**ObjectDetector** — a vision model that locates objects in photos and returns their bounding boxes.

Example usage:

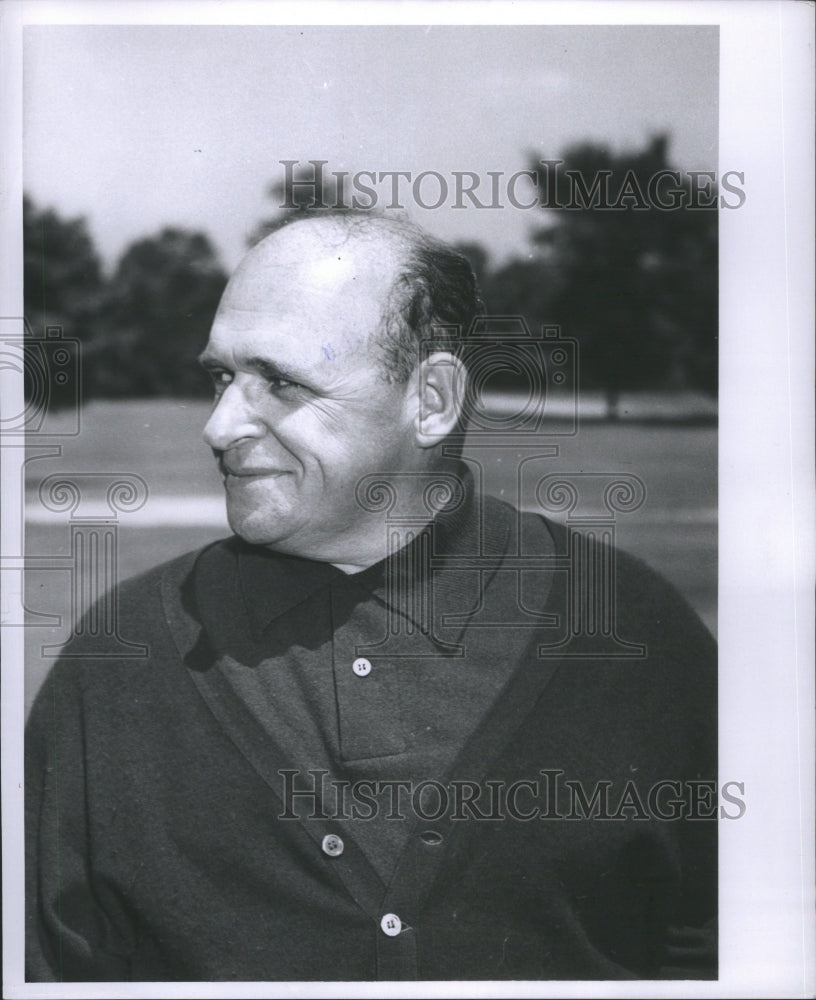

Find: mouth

[223,469,290,480]
[219,458,292,479]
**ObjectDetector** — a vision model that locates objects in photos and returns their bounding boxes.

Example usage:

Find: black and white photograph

[1,1,812,996]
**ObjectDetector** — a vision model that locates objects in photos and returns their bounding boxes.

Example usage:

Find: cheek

[273,397,413,472]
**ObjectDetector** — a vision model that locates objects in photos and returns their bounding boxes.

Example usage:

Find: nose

[202,380,265,451]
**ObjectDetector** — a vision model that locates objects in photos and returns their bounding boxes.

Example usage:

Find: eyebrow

[197,352,313,385]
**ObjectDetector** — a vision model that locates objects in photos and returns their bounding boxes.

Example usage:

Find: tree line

[24,134,717,410]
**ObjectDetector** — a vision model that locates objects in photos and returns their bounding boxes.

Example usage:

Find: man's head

[200,214,481,568]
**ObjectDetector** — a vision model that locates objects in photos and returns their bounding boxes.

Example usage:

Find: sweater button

[321,834,344,857]
[352,657,372,677]
[380,913,402,936]
[420,830,443,845]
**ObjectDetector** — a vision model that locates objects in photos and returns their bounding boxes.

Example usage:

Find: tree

[23,195,105,408]
[95,228,228,397]
[23,197,229,400]
[527,135,718,412]
[24,194,104,330]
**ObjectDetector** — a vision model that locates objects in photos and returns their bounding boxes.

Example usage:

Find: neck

[329,510,436,574]
[332,559,384,575]
[266,459,468,571]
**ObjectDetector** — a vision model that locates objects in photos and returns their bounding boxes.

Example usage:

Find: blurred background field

[23,397,715,714]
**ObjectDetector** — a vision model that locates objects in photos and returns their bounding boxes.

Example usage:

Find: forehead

[206,234,399,369]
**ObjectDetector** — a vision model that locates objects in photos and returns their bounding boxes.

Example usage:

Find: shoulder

[117,537,230,600]
[108,536,242,622]
[507,504,716,735]
[27,538,238,709]
[504,500,714,654]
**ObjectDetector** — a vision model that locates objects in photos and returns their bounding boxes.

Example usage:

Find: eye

[206,369,233,394]
[266,375,301,393]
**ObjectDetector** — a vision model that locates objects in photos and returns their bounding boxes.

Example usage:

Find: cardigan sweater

[25,498,717,982]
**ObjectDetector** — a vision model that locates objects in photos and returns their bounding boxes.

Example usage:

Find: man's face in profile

[199,226,424,564]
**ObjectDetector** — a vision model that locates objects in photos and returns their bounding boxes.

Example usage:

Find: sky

[23,24,718,272]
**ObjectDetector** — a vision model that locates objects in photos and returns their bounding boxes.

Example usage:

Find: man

[26,214,717,982]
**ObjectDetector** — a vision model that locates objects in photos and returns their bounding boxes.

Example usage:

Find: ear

[412,351,468,448]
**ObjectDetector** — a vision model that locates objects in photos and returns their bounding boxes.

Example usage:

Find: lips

[219,457,290,478]
[223,468,289,478]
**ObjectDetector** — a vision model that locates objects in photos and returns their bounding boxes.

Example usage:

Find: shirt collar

[238,464,512,638]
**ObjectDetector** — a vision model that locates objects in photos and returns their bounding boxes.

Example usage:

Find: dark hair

[379,228,484,383]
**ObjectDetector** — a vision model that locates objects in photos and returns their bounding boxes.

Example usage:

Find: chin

[223,477,301,545]
[226,504,295,547]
